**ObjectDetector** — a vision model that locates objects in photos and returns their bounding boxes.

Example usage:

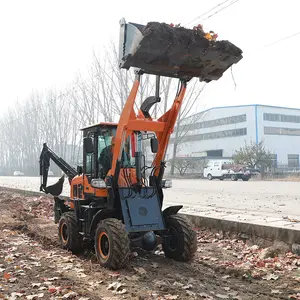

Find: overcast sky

[0,0,299,117]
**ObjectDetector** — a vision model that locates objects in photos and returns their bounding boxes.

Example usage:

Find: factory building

[167,104,300,167]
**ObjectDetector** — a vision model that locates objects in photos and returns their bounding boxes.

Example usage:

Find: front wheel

[95,218,130,270]
[162,215,197,262]
[207,174,213,180]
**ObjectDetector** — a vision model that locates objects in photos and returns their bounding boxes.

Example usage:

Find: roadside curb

[183,213,300,245]
[0,186,68,199]
[1,186,299,246]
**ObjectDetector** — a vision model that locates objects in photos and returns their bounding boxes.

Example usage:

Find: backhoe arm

[39,143,77,195]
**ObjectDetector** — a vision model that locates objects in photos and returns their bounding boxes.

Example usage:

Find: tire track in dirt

[0,188,298,299]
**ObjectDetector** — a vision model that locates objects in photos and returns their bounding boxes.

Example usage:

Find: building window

[264,126,300,136]
[264,113,300,123]
[170,128,247,143]
[207,150,223,157]
[178,114,247,132]
[288,154,299,168]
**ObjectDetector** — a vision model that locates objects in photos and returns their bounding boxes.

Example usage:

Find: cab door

[204,161,213,177]
[211,161,221,177]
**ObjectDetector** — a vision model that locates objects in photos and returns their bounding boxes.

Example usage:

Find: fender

[162,205,183,219]
[89,208,119,237]
[54,197,69,224]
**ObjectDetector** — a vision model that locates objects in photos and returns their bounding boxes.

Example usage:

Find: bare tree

[0,41,205,176]
[172,157,197,176]
[167,80,206,175]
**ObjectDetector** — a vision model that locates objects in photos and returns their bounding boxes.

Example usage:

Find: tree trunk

[260,165,265,180]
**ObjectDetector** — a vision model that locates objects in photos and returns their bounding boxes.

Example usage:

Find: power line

[256,31,300,51]
[229,29,300,89]
[202,0,240,21]
[247,30,300,56]
[184,0,232,26]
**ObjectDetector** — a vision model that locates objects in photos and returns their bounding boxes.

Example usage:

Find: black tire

[231,174,238,181]
[207,174,213,180]
[242,176,250,181]
[162,214,197,262]
[219,177,224,181]
[95,218,130,270]
[58,212,83,253]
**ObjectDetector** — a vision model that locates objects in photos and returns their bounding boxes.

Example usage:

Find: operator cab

[81,122,143,182]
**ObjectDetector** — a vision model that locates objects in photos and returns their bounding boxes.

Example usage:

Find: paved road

[164,179,300,229]
[1,176,300,229]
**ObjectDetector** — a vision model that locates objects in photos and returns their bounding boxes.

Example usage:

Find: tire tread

[163,214,197,262]
[95,218,130,270]
[58,211,83,253]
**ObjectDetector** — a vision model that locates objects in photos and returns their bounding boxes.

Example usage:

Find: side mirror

[77,165,83,175]
[150,137,158,153]
[83,137,94,153]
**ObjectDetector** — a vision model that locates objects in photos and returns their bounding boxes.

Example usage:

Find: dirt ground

[1,188,300,300]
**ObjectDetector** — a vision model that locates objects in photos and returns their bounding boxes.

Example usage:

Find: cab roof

[80,122,118,131]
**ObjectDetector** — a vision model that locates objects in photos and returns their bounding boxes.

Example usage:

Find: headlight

[161,179,172,188]
[91,179,106,189]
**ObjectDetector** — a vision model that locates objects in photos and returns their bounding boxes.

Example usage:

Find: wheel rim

[168,227,179,251]
[98,232,109,259]
[60,222,68,243]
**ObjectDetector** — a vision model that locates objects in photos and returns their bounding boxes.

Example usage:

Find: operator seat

[98,145,112,179]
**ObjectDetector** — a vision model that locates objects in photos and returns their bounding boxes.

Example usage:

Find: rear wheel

[95,218,130,270]
[162,215,197,262]
[58,212,83,253]
[242,176,250,181]
[207,174,213,180]
[231,174,238,181]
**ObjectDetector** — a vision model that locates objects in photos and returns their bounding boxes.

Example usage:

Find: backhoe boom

[39,143,77,196]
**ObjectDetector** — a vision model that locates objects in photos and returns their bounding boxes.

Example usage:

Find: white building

[167,104,300,167]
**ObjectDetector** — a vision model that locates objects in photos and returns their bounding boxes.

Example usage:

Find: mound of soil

[123,22,243,82]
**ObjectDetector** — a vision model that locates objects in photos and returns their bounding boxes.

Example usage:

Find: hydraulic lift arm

[108,19,243,189]
[39,143,78,196]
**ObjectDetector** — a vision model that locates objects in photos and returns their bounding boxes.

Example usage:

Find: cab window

[98,136,112,161]
[85,136,95,175]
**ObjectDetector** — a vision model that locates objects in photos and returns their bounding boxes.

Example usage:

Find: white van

[203,160,232,180]
[203,159,251,181]
[13,171,24,176]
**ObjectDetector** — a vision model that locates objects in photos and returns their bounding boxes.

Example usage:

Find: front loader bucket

[41,175,65,196]
[119,19,243,82]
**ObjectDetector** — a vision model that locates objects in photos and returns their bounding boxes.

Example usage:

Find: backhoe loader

[39,19,242,269]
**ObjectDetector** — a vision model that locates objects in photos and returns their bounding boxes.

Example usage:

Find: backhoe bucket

[119,19,243,82]
[41,175,65,196]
